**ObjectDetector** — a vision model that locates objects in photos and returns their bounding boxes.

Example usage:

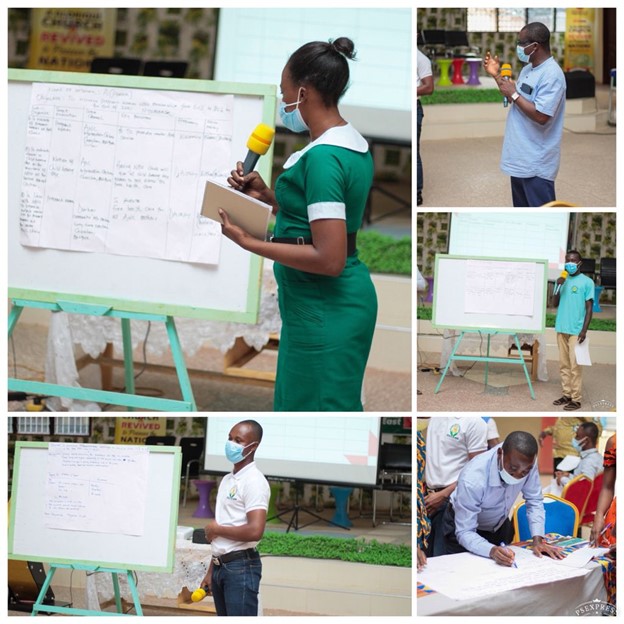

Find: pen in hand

[500,542,518,568]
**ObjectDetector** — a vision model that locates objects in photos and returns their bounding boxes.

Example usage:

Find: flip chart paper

[45,443,149,536]
[20,83,234,264]
[418,550,589,601]
[464,260,536,316]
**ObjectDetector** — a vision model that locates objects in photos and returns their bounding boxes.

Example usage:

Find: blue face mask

[516,42,537,63]
[279,88,309,133]
[225,440,255,464]
[572,437,586,452]
[565,262,579,275]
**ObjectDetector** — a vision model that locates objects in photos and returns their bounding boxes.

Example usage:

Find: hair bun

[330,37,356,60]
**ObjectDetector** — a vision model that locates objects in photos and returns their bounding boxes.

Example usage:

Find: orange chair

[580,472,604,526]
[561,474,593,520]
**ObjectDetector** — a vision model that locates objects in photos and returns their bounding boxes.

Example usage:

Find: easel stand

[8,299,196,411]
[32,563,142,616]
[267,483,350,533]
[434,329,536,399]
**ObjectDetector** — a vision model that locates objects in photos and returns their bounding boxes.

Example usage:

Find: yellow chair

[541,201,579,207]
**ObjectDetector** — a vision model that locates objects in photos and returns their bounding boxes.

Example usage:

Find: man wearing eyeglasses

[483,22,566,207]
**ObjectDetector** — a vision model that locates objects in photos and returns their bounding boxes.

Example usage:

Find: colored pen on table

[500,542,518,568]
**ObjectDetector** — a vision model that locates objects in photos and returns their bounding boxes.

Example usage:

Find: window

[467,8,567,33]
[54,417,90,436]
[498,8,526,33]
[467,8,496,32]
[16,417,51,435]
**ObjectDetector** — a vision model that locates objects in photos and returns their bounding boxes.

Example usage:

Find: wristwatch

[511,91,520,102]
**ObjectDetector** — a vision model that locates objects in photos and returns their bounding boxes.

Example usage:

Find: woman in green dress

[220,37,377,411]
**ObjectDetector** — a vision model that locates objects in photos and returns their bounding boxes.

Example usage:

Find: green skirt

[273,254,378,411]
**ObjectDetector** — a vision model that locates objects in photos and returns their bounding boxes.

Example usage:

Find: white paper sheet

[574,338,592,366]
[418,550,590,601]
[20,83,234,265]
[551,546,609,568]
[464,260,536,316]
[45,443,149,536]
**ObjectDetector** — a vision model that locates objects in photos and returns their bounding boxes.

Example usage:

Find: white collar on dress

[282,123,369,169]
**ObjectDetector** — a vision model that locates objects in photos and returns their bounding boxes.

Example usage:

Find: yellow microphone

[554,270,568,296]
[191,586,210,602]
[243,123,275,175]
[500,63,512,107]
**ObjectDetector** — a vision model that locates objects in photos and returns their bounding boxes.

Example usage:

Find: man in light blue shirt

[484,22,566,207]
[442,431,565,566]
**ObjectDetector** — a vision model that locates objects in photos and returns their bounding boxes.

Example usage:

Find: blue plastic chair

[512,494,579,542]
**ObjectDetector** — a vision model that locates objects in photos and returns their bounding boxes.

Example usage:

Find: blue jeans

[510,176,556,207]
[417,101,424,192]
[211,556,262,616]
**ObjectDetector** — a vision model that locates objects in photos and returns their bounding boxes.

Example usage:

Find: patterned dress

[417,430,430,551]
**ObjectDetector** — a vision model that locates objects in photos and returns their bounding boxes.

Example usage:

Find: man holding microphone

[484,22,566,207]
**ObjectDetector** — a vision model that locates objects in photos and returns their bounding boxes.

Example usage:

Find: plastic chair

[512,494,579,542]
[561,474,593,520]
[580,472,604,525]
[541,201,579,207]
[372,443,412,526]
[180,437,205,507]
[599,258,616,292]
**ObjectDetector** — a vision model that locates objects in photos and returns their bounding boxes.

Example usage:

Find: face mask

[572,437,587,452]
[499,452,524,485]
[279,88,309,133]
[225,440,255,464]
[564,262,579,275]
[517,42,537,63]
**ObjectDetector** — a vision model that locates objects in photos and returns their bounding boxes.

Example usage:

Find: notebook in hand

[201,181,272,241]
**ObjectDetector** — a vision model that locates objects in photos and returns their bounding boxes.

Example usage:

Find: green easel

[8,299,196,411]
[31,563,142,617]
[434,329,536,399]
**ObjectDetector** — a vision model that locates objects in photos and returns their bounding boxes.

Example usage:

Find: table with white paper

[417,546,608,616]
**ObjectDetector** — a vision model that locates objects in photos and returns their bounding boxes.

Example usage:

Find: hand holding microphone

[553,269,568,295]
[242,123,275,175]
[501,63,512,107]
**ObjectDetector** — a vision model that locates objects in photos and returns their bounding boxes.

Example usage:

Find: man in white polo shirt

[201,420,270,616]
[424,417,488,556]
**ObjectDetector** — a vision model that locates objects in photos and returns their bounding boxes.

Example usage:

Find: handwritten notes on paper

[20,83,234,264]
[465,260,537,316]
[44,443,149,536]
[417,550,589,601]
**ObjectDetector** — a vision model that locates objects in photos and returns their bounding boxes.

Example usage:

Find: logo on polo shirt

[227,485,238,500]
[571,285,578,293]
[448,423,460,439]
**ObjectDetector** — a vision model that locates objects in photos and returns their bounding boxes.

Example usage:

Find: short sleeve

[302,147,346,222]
[464,419,488,454]
[585,278,595,301]
[243,474,271,513]
[534,73,566,117]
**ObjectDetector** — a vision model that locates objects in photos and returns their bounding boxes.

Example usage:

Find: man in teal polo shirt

[552,250,594,411]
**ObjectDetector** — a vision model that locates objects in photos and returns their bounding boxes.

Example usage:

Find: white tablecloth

[45,267,280,410]
[86,539,212,611]
[418,560,606,616]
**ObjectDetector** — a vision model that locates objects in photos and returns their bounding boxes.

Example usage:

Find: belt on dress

[270,232,357,256]
[212,547,259,566]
